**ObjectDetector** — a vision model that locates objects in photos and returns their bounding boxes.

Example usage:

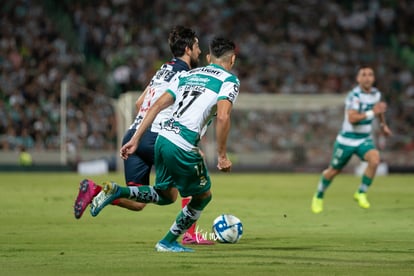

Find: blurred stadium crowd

[0,0,413,167]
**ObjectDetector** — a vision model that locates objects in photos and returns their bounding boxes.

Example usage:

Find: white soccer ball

[212,214,243,243]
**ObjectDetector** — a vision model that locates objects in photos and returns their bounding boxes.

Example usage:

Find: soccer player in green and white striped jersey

[311,66,392,214]
[91,37,239,252]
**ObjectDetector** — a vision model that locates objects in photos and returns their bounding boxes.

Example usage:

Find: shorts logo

[199,176,207,186]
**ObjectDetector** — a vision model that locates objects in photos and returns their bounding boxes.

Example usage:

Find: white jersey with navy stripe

[129,58,190,132]
[159,63,240,151]
[336,85,382,147]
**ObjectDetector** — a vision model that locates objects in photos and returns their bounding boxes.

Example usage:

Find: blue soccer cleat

[90,182,120,217]
[155,240,194,253]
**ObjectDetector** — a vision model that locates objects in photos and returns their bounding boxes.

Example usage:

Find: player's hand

[373,102,387,115]
[217,156,232,172]
[199,149,205,159]
[381,124,393,137]
[120,141,138,160]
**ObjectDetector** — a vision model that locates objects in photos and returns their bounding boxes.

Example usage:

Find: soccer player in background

[90,36,239,252]
[311,66,393,214]
[74,26,212,244]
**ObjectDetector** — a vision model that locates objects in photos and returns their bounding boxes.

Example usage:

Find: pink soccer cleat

[182,232,215,245]
[74,179,102,219]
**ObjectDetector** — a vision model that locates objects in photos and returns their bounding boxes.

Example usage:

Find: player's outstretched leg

[90,182,121,217]
[181,197,214,245]
[311,175,332,214]
[74,179,102,219]
[156,193,212,253]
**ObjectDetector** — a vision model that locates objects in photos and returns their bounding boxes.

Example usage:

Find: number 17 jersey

[160,63,240,151]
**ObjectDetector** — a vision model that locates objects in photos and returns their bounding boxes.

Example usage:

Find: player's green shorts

[154,135,211,197]
[329,139,376,170]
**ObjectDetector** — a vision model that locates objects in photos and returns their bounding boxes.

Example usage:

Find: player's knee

[156,187,178,205]
[323,167,340,179]
[368,157,381,168]
[366,151,381,167]
[170,188,179,202]
[189,192,212,211]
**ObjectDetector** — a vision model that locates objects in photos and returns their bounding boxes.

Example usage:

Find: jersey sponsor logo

[186,76,210,84]
[163,118,180,134]
[191,67,222,76]
[228,84,239,102]
[233,84,239,93]
[183,84,206,93]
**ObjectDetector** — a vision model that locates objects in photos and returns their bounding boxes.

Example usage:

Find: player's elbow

[216,113,230,124]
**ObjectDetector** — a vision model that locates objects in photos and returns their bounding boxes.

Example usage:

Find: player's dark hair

[356,65,374,74]
[168,26,198,57]
[209,37,236,58]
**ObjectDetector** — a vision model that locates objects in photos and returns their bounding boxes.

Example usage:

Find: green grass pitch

[1,172,413,275]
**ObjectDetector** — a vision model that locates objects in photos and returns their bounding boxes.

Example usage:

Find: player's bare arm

[379,113,393,136]
[215,99,232,172]
[347,101,387,124]
[135,86,150,110]
[120,92,174,159]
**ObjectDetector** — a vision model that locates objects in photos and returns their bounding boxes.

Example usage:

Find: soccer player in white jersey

[90,37,239,252]
[74,26,211,244]
[311,66,392,213]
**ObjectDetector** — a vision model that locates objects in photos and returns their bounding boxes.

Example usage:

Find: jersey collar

[169,58,191,71]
